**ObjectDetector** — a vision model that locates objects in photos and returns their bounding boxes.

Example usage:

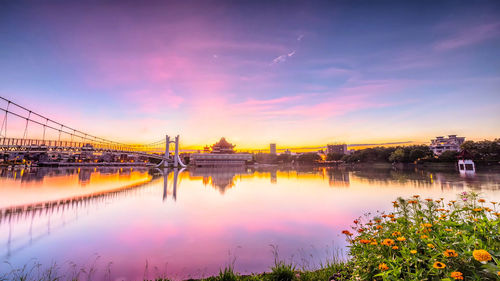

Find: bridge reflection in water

[0,167,186,259]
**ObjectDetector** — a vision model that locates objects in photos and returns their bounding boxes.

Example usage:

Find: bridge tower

[159,134,186,168]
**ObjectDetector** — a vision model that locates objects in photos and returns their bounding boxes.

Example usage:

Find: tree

[297,153,321,164]
[408,149,428,162]
[326,153,344,161]
[389,148,405,163]
[438,150,458,162]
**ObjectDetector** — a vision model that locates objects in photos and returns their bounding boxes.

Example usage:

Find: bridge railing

[0,137,142,153]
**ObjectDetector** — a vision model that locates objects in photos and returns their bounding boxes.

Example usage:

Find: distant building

[190,153,252,167]
[270,143,277,155]
[429,135,465,155]
[326,144,348,155]
[190,137,251,166]
[211,137,235,154]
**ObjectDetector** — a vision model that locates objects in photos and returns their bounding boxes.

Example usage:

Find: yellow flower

[397,236,406,242]
[472,249,492,262]
[410,250,417,254]
[421,235,428,239]
[428,244,435,249]
[378,263,389,271]
[433,261,446,269]
[370,241,378,245]
[444,228,453,232]
[450,271,463,280]
[392,246,399,250]
[443,249,458,257]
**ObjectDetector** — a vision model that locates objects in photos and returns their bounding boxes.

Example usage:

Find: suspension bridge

[0,96,186,168]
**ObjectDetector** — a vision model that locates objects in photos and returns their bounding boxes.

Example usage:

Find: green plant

[266,246,296,281]
[342,192,500,280]
[216,266,239,281]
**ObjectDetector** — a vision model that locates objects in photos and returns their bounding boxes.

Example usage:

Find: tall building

[429,135,465,155]
[270,143,277,155]
[326,144,348,155]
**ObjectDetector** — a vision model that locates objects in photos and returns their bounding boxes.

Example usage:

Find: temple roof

[212,137,235,148]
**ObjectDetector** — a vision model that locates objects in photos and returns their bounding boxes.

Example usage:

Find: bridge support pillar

[174,135,179,168]
[165,135,170,166]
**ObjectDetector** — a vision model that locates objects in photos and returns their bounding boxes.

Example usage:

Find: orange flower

[428,244,435,249]
[413,195,420,198]
[359,239,371,244]
[444,228,453,232]
[391,218,396,222]
[425,198,433,202]
[472,249,492,262]
[450,271,463,280]
[443,249,458,257]
[478,199,485,203]
[382,239,395,246]
[376,225,383,229]
[397,237,406,242]
[433,261,446,269]
[378,263,389,271]
[391,231,401,237]
[392,246,398,250]
[421,235,428,239]
[410,250,417,254]
[370,241,378,245]
[422,223,433,228]
[473,208,483,212]
[341,230,353,236]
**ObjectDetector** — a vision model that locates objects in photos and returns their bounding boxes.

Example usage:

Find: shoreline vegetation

[253,139,500,166]
[2,193,498,281]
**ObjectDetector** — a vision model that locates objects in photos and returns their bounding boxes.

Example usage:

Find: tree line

[253,139,500,164]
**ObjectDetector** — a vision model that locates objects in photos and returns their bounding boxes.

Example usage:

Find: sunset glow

[1,1,499,149]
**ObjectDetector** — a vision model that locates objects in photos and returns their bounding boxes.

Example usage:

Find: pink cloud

[434,21,500,51]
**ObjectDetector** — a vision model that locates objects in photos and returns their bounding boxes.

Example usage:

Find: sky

[0,1,499,150]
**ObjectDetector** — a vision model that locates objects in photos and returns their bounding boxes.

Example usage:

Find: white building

[326,144,348,155]
[429,135,465,155]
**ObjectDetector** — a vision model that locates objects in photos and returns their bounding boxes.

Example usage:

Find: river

[0,165,499,280]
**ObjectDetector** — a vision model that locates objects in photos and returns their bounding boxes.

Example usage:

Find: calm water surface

[1,166,499,280]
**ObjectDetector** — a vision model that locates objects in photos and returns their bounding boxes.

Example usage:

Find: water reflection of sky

[0,166,499,280]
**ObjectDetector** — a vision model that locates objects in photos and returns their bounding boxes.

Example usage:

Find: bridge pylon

[157,134,186,168]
